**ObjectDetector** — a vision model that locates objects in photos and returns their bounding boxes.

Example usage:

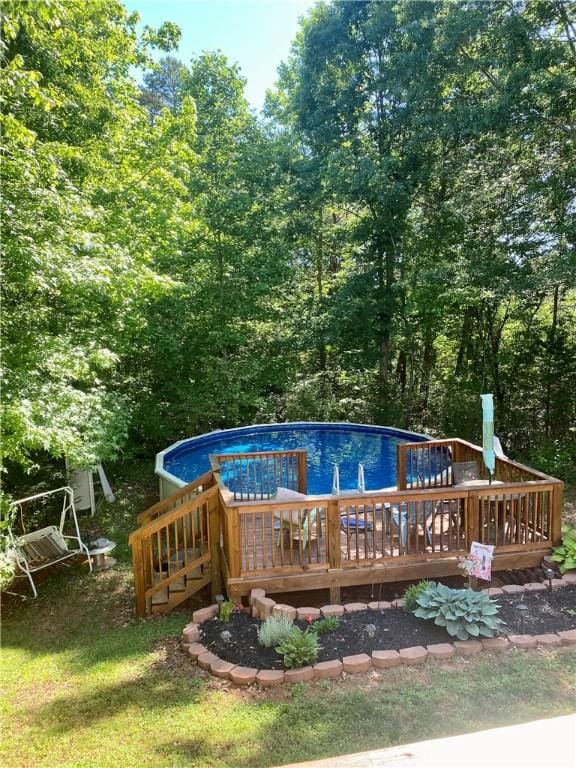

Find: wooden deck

[129,437,563,615]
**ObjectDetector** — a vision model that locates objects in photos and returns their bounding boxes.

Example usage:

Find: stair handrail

[129,484,218,545]
[136,470,214,525]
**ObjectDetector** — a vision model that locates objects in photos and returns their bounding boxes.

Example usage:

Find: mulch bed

[200,585,576,670]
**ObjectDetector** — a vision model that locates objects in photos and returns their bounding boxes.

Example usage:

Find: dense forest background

[2,0,575,498]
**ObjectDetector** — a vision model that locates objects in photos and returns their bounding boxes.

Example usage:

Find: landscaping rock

[368,601,392,611]
[481,637,510,653]
[256,670,285,687]
[391,599,406,609]
[557,629,576,646]
[508,634,538,649]
[561,572,576,584]
[501,585,525,595]
[342,654,372,673]
[453,640,483,656]
[320,604,345,618]
[372,650,401,669]
[296,607,321,621]
[250,588,266,607]
[399,646,428,665]
[187,643,208,662]
[313,660,343,679]
[197,651,220,671]
[343,602,367,613]
[182,623,200,644]
[523,582,547,593]
[534,633,562,648]
[284,666,314,683]
[482,588,504,596]
[255,597,276,618]
[427,643,455,660]
[229,666,258,685]
[210,658,236,679]
[273,604,297,621]
[192,605,218,624]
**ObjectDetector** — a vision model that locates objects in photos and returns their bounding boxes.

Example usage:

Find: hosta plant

[276,627,320,668]
[551,527,576,574]
[414,583,502,641]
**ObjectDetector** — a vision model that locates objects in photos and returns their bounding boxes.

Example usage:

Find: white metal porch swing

[7,486,93,598]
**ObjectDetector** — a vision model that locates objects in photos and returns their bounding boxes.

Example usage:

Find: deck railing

[129,484,220,616]
[137,470,215,526]
[396,438,549,490]
[210,449,307,501]
[220,477,561,583]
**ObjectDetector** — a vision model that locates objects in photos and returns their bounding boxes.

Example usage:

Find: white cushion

[272,486,307,501]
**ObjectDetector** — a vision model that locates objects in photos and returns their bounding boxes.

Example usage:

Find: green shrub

[311,616,340,634]
[403,580,432,612]
[218,600,234,622]
[276,627,320,668]
[525,438,576,485]
[414,583,502,641]
[551,526,576,573]
[257,614,294,648]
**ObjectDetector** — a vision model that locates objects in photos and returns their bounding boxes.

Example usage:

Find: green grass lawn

[2,467,576,768]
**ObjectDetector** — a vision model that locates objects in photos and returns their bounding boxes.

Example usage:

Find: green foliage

[551,527,576,574]
[257,614,294,648]
[525,438,576,485]
[414,583,502,641]
[218,600,234,622]
[403,580,432,613]
[2,0,575,506]
[311,616,340,635]
[275,627,320,669]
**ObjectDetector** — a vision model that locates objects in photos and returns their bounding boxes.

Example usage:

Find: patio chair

[272,487,320,549]
[275,507,320,549]
[340,509,374,558]
[8,486,93,598]
[390,502,433,550]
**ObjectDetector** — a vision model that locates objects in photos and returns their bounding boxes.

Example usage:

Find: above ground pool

[157,422,429,497]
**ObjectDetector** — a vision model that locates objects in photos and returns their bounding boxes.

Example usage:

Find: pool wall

[155,422,430,500]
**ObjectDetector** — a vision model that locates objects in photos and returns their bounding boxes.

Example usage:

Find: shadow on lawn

[149,651,576,768]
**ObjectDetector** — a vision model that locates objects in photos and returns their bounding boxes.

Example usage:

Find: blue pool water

[161,423,428,495]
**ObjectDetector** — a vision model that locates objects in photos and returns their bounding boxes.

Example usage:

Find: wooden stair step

[151,586,169,605]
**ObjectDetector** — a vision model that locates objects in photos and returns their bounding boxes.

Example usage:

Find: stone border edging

[182,572,576,687]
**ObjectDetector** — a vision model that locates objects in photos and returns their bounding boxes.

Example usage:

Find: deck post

[297,451,308,495]
[397,444,407,490]
[227,505,242,579]
[131,536,146,618]
[209,490,223,599]
[327,498,342,572]
[466,492,479,548]
[551,481,564,546]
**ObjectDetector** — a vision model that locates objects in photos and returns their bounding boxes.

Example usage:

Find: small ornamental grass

[311,616,340,634]
[403,580,431,612]
[276,627,320,668]
[257,614,294,648]
[414,582,502,641]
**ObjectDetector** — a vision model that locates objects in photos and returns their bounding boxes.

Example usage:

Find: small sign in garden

[465,542,495,581]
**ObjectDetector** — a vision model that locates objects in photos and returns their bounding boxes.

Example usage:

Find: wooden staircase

[129,473,222,617]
